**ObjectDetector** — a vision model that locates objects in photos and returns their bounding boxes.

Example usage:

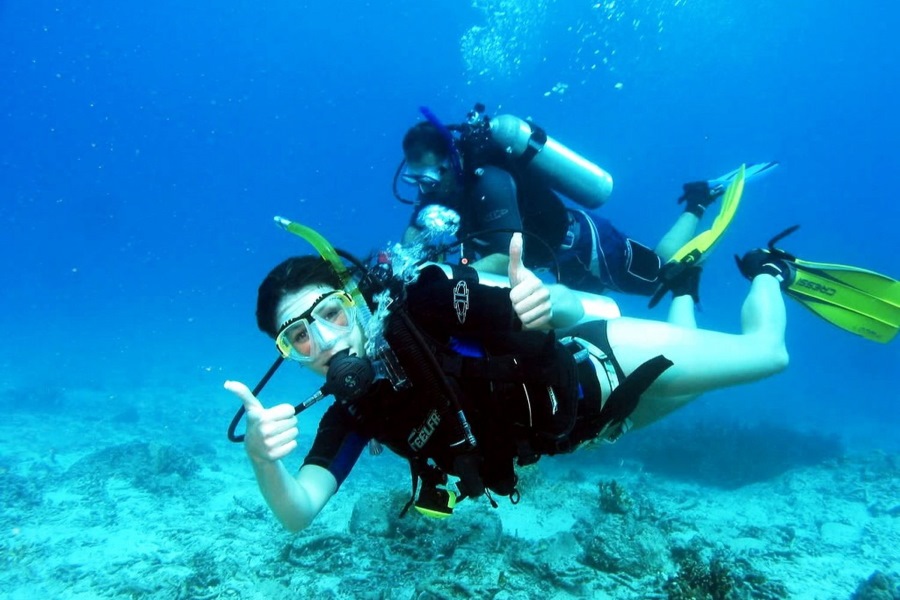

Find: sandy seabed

[2,386,899,600]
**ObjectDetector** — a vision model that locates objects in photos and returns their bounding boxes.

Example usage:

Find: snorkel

[418,106,464,184]
[274,217,371,311]
[227,217,404,443]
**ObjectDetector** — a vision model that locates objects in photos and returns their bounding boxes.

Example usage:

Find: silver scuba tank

[488,114,613,209]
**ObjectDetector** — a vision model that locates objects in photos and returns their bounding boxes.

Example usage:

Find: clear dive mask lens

[400,172,440,185]
[400,164,447,192]
[275,290,357,362]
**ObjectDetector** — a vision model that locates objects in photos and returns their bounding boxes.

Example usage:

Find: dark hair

[402,122,451,163]
[256,256,344,338]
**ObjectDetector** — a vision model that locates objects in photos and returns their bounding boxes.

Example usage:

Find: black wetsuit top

[409,161,662,296]
[302,265,585,491]
[410,165,569,269]
[301,266,672,492]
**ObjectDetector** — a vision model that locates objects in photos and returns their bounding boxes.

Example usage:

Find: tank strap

[551,321,674,449]
[560,335,619,405]
[599,354,673,441]
[518,124,548,167]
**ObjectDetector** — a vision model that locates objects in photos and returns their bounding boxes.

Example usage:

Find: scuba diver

[394,103,779,303]
[225,176,896,532]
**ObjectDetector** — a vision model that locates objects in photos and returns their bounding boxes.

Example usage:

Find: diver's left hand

[508,232,552,330]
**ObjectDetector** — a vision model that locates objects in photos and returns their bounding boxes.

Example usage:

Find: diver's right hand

[225,380,299,464]
[508,232,553,330]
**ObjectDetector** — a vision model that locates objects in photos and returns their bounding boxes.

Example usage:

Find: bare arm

[546,283,585,328]
[469,253,509,275]
[225,381,337,532]
[249,461,337,532]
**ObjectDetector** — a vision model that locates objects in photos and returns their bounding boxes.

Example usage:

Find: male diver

[395,104,778,304]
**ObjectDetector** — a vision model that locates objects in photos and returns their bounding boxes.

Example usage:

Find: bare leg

[606,275,789,429]
[667,294,697,329]
[655,212,700,262]
[656,294,701,414]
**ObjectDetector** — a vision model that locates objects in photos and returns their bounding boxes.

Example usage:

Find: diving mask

[275,290,357,362]
[401,163,448,193]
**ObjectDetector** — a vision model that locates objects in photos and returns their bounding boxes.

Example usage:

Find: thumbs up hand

[225,380,299,463]
[507,233,553,330]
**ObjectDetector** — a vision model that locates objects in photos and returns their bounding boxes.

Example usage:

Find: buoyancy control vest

[349,263,671,516]
[346,320,583,503]
[346,263,588,510]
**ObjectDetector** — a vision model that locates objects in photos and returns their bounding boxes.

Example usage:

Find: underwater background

[2,1,899,598]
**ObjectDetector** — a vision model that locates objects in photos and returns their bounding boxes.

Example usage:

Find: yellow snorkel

[274,216,369,311]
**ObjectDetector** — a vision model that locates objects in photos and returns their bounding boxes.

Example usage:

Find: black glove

[734,249,794,287]
[668,264,702,303]
[678,181,722,217]
[648,263,702,309]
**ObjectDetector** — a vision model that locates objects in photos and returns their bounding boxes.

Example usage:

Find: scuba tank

[487,113,613,209]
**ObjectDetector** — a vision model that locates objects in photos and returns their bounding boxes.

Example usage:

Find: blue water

[2,1,898,448]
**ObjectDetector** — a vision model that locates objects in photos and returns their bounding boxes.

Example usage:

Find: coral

[278,494,512,596]
[664,546,787,599]
[851,571,900,600]
[180,548,243,600]
[509,536,596,597]
[609,421,844,489]
[665,548,735,599]
[65,441,201,495]
[280,533,357,572]
[349,490,503,560]
[153,444,200,479]
[598,479,634,514]
[573,516,668,579]
[0,469,43,514]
